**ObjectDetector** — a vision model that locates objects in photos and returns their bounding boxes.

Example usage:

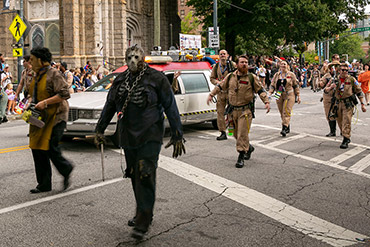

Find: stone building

[0,0,180,76]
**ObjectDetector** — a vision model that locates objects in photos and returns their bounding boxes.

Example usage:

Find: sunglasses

[341,69,348,72]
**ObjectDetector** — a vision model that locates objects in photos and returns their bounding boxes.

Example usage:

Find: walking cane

[100,143,105,181]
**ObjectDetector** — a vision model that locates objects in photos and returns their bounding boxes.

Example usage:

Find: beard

[238,66,248,74]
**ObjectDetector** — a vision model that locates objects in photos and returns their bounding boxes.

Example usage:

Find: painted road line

[253,124,370,150]
[158,155,368,247]
[324,146,365,167]
[0,178,122,216]
[0,150,367,246]
[348,154,370,173]
[0,145,29,154]
[197,129,370,180]
[267,133,307,147]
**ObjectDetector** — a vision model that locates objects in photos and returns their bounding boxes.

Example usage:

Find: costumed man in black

[94,45,185,240]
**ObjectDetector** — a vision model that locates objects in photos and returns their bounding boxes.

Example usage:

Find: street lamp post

[213,0,218,54]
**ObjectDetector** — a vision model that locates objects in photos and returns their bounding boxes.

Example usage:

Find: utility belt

[224,99,256,118]
[328,95,357,119]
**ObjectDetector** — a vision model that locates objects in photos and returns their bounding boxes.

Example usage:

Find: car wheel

[211,119,218,130]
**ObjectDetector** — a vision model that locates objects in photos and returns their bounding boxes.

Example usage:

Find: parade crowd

[0,46,368,241]
[0,53,110,124]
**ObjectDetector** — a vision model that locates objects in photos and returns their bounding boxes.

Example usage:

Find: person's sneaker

[131,229,146,240]
[7,111,11,115]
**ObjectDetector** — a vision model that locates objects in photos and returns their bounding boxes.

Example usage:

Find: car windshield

[86,73,118,92]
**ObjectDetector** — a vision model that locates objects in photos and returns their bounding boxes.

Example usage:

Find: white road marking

[267,133,307,147]
[0,147,367,246]
[158,155,368,247]
[197,129,370,180]
[348,154,370,173]
[0,178,122,216]
[324,147,365,167]
[252,124,370,150]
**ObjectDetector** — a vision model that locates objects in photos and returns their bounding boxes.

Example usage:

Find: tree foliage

[186,0,370,57]
[181,11,201,35]
[330,33,365,61]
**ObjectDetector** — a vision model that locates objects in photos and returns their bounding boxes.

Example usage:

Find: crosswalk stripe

[158,155,368,247]
[196,129,370,180]
[267,133,307,147]
[324,146,365,167]
[348,154,370,173]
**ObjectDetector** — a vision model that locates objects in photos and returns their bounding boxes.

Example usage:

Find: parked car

[63,57,218,142]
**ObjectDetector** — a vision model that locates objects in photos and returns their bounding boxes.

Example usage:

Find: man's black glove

[94,132,106,149]
[165,138,186,158]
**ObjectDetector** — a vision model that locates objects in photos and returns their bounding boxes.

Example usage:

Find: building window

[46,24,60,54]
[180,10,185,18]
[32,26,44,48]
[180,0,185,6]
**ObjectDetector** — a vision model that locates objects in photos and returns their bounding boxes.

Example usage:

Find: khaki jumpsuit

[210,71,269,152]
[270,71,300,127]
[320,73,335,121]
[330,75,363,139]
[311,69,320,91]
[210,62,235,132]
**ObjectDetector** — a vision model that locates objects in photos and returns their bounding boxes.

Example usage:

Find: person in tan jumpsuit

[269,61,301,136]
[327,63,367,149]
[319,59,340,137]
[210,50,236,140]
[310,64,321,92]
[207,55,270,168]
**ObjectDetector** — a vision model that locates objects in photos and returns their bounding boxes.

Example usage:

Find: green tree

[181,11,201,35]
[186,0,370,57]
[330,33,365,61]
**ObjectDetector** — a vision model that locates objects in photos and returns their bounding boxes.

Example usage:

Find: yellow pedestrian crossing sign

[9,14,27,42]
[13,48,23,57]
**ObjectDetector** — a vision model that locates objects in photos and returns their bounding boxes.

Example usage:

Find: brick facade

[0,0,180,76]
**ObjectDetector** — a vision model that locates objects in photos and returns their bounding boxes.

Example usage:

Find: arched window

[45,24,60,54]
[31,26,44,49]
[126,16,141,47]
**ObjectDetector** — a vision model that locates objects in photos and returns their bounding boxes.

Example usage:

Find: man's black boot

[244,145,254,160]
[326,120,336,137]
[216,131,227,141]
[340,137,350,149]
[280,125,287,137]
[286,125,290,134]
[235,151,245,168]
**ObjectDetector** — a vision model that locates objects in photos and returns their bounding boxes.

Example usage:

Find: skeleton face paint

[126,46,145,74]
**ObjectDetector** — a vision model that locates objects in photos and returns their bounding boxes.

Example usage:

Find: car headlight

[78,110,93,119]
[93,110,102,119]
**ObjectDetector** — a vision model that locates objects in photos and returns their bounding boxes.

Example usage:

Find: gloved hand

[94,132,106,149]
[165,138,186,158]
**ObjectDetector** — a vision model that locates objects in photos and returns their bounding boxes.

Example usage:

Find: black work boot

[280,125,288,137]
[216,131,227,141]
[340,137,350,149]
[244,145,255,160]
[326,120,336,137]
[286,125,290,134]
[235,151,245,168]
